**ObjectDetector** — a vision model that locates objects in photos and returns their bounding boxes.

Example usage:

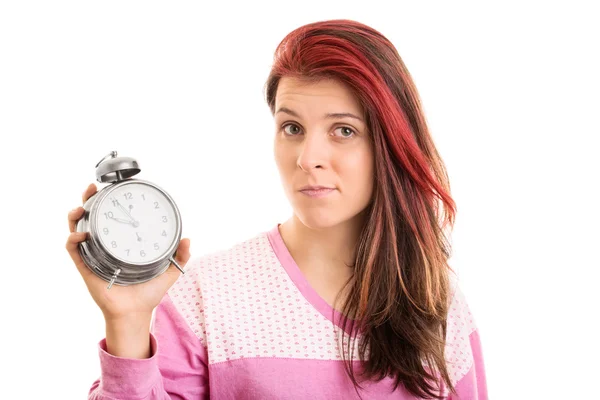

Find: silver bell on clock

[76,151,184,289]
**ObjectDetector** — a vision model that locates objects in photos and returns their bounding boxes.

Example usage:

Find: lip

[299,185,335,191]
[299,186,336,198]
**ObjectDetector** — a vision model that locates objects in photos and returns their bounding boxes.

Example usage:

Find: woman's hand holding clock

[65,183,191,358]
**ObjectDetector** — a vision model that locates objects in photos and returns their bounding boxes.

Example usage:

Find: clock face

[94,182,179,264]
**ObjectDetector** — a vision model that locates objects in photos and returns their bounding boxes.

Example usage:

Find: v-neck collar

[266,224,359,337]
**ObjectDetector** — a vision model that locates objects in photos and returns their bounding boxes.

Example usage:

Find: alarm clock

[76,151,184,289]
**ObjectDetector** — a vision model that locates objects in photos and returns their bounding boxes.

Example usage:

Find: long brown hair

[264,19,458,399]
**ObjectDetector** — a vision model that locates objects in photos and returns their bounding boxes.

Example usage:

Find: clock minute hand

[117,201,138,223]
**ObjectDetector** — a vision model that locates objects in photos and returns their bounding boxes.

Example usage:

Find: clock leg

[107,268,122,289]
[169,257,185,274]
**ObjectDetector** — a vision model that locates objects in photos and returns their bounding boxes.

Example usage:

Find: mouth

[299,186,336,198]
[299,185,335,191]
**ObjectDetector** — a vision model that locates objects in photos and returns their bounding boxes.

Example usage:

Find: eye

[334,126,356,139]
[281,123,357,139]
[282,123,302,135]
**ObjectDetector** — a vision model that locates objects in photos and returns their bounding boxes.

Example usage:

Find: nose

[297,132,328,171]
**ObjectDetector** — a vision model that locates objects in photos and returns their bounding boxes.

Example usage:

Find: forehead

[275,76,363,114]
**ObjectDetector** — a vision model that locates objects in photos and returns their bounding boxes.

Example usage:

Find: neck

[278,213,365,273]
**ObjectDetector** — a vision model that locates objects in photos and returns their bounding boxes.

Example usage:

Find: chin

[294,209,341,231]
[294,205,363,231]
[293,203,371,232]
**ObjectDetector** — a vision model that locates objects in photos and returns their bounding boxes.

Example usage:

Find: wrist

[104,311,153,325]
[104,313,153,359]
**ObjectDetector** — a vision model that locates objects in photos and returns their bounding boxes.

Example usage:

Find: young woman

[66,19,487,399]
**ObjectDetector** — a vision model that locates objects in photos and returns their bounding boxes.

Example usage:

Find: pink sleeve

[87,293,209,399]
[448,328,488,399]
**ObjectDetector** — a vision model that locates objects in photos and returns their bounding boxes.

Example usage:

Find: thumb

[163,238,191,284]
[174,238,191,267]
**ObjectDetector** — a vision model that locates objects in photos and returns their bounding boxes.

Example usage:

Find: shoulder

[171,227,275,287]
[444,272,481,388]
[447,273,478,334]
[165,227,275,319]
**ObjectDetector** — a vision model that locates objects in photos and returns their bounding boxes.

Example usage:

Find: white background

[1,1,598,398]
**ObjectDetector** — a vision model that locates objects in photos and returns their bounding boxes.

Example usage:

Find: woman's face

[273,76,374,230]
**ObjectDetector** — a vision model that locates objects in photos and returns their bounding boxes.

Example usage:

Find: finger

[174,238,191,266]
[82,183,97,204]
[65,231,94,279]
[163,238,191,284]
[68,207,85,233]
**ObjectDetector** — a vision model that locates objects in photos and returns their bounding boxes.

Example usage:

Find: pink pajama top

[88,224,488,399]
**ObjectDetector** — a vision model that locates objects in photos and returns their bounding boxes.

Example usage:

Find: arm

[87,293,209,399]
[448,328,488,399]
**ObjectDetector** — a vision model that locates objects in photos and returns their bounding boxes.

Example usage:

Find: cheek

[273,139,285,167]
[273,141,295,181]
[339,151,374,191]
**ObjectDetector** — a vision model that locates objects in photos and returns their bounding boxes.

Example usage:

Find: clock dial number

[98,183,178,264]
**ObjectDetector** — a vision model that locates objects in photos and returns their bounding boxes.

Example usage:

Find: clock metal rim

[79,235,173,286]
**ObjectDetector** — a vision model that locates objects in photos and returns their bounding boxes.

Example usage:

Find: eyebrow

[276,107,364,122]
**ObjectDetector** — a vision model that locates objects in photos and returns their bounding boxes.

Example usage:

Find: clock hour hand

[108,215,136,226]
